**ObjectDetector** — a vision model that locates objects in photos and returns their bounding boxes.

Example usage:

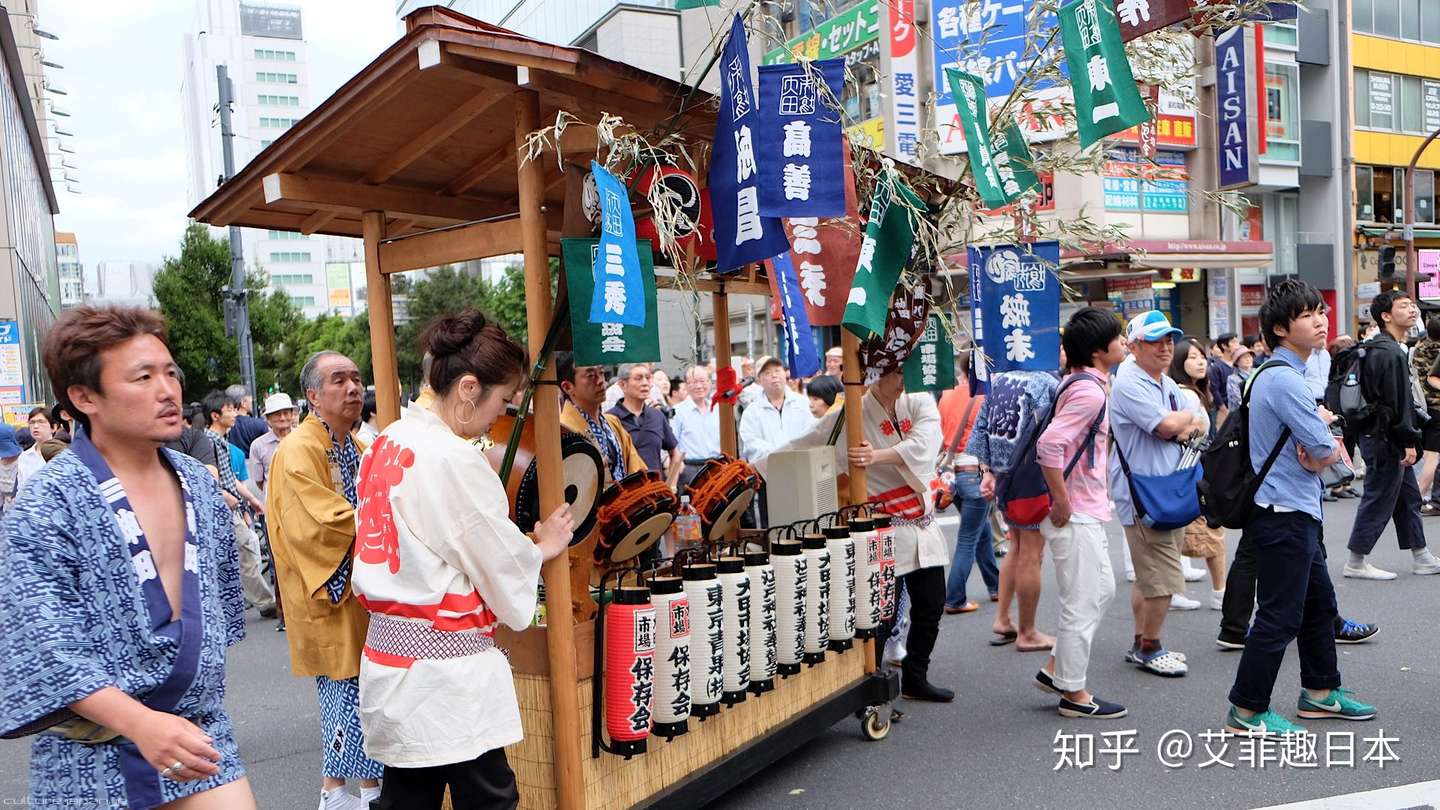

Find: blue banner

[1214,26,1258,190]
[969,255,988,394]
[772,252,821,378]
[588,161,647,327]
[969,241,1061,375]
[709,14,790,273]
[756,58,847,218]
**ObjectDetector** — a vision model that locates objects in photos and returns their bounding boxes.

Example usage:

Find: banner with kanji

[709,14,790,273]
[944,68,1007,208]
[842,163,924,340]
[766,148,862,326]
[588,161,646,327]
[563,238,660,365]
[988,120,1042,210]
[1111,0,1192,41]
[756,58,847,218]
[968,241,1061,375]
[1059,0,1151,148]
[902,315,956,392]
[768,252,822,378]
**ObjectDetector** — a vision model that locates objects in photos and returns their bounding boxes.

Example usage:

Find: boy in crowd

[1224,279,1376,735]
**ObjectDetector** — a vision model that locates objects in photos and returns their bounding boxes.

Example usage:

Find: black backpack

[1198,360,1293,529]
[1324,342,1375,429]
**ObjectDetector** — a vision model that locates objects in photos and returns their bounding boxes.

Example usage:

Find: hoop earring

[457,396,478,427]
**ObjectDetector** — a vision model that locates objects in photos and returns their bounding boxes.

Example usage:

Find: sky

[41,0,398,268]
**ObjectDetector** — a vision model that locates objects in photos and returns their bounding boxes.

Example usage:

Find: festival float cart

[189,7,957,807]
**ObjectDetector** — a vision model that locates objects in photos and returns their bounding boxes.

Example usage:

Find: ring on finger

[165,761,185,777]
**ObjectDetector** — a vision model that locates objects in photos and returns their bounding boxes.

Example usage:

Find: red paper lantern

[603,586,656,756]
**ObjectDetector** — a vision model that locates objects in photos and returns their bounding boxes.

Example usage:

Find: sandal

[988,630,1018,646]
[1135,648,1188,677]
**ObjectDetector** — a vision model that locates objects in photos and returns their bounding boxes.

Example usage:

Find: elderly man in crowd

[673,364,723,493]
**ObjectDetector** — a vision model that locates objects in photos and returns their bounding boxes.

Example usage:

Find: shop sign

[887,0,921,163]
[763,1,881,64]
[1215,25,1259,190]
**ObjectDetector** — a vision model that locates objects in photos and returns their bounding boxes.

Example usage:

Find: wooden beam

[516,88,585,810]
[714,287,736,458]
[298,210,336,235]
[377,217,524,274]
[442,140,514,196]
[364,88,513,184]
[363,212,402,428]
[517,68,666,132]
[387,218,417,236]
[444,40,579,76]
[263,172,502,223]
[655,274,771,296]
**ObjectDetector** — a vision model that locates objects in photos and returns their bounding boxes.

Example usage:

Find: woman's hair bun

[423,309,489,359]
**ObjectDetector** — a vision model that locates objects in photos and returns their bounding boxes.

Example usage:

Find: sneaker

[1059,696,1128,719]
[1183,565,1205,582]
[1414,558,1440,575]
[1343,561,1398,580]
[1225,706,1307,736]
[319,787,363,810]
[1323,491,1339,502]
[1209,589,1225,611]
[1124,569,1136,583]
[1296,687,1376,721]
[359,786,382,809]
[1033,669,1062,695]
[883,638,907,666]
[1170,593,1201,610]
[1215,634,1246,651]
[1421,503,1440,516]
[1336,487,1359,499]
[1335,619,1379,644]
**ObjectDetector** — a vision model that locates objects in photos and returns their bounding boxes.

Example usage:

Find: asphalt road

[4,495,1440,809]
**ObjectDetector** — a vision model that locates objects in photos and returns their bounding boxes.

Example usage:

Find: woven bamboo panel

[505,646,866,810]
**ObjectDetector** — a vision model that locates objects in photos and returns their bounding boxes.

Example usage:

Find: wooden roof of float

[188,6,719,253]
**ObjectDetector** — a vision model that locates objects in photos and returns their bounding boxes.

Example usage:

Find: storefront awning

[1062,239,1274,271]
[1360,225,1440,240]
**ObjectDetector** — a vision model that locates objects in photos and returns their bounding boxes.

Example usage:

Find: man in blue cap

[0,424,20,515]
[1109,311,1207,678]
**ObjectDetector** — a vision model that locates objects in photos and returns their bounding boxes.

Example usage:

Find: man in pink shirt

[1033,308,1128,719]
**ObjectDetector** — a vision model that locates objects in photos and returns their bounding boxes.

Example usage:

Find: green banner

[1059,0,1152,148]
[842,166,923,340]
[562,238,660,365]
[763,1,881,65]
[944,68,1007,210]
[989,120,1042,209]
[902,315,956,393]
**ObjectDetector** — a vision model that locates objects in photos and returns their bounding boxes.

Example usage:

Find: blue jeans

[944,471,1000,608]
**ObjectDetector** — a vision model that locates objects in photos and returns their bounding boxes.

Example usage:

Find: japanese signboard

[1420,250,1440,300]
[1106,275,1155,320]
[769,252,822,378]
[710,15,790,272]
[1058,0,1151,148]
[1425,80,1440,135]
[763,1,882,64]
[946,68,1039,209]
[1110,0,1192,41]
[756,59,848,218]
[887,0,922,164]
[1115,86,1198,147]
[969,241,1062,376]
[0,320,23,403]
[588,162,646,327]
[902,315,957,392]
[1103,148,1188,212]
[1214,25,1259,190]
[562,238,660,365]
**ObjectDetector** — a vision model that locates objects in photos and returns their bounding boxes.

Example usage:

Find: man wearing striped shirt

[202,389,275,617]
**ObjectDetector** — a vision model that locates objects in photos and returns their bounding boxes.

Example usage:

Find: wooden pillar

[362,211,401,428]
[713,281,736,457]
[516,90,585,810]
[840,329,875,674]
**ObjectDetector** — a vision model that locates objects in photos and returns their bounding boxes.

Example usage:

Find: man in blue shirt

[1224,279,1377,735]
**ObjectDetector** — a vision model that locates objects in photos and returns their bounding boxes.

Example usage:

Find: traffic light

[1379,246,1398,281]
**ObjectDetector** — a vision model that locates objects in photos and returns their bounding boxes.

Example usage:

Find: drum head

[608,512,675,562]
[704,487,755,543]
[515,434,603,545]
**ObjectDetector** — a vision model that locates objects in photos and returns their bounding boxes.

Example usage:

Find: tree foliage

[153,224,239,400]
[393,263,538,392]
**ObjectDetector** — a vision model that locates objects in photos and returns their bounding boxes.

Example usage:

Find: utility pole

[216,64,257,401]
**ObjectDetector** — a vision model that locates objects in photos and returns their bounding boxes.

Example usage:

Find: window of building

[255,71,298,84]
[1356,69,1398,130]
[254,48,297,62]
[1375,0,1402,36]
[260,139,274,149]
[1418,169,1436,224]
[1357,166,1375,221]
[1266,19,1298,49]
[257,94,299,106]
[289,296,316,308]
[1264,62,1301,163]
[270,273,313,286]
[1357,166,1403,223]
[267,230,303,240]
[268,252,311,263]
[1356,0,1440,41]
[259,117,299,129]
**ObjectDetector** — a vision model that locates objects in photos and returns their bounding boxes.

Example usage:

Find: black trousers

[374,747,519,810]
[1227,510,1341,712]
[875,565,945,688]
[1220,528,1347,643]
[1347,435,1427,554]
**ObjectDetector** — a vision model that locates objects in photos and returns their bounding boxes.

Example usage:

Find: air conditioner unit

[764,446,837,527]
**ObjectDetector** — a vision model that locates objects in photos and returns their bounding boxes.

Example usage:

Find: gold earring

[457,396,477,426]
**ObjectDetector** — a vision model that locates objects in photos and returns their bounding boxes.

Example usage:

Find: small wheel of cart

[859,705,892,741]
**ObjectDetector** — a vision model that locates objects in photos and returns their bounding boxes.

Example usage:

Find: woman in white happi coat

[353,311,573,809]
[763,370,953,702]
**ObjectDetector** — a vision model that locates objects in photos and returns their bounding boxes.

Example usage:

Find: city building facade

[182,0,360,317]
[55,230,80,307]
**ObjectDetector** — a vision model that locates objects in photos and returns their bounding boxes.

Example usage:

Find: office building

[55,231,80,307]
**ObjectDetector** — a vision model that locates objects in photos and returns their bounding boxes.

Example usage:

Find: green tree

[283,312,373,397]
[153,224,238,400]
[248,282,307,396]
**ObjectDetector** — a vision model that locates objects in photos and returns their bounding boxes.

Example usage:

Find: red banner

[764,148,863,327]
[1113,0,1193,41]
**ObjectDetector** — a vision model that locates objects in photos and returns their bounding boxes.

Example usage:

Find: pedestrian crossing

[1260,779,1440,809]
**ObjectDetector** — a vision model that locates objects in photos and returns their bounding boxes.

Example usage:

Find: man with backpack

[1109,311,1205,678]
[1342,291,1440,580]
[1031,308,1127,718]
[1223,279,1377,735]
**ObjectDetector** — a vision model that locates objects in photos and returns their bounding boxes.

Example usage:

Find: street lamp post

[1404,126,1440,300]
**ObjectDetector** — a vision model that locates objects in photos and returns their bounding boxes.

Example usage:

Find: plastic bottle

[671,495,702,552]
